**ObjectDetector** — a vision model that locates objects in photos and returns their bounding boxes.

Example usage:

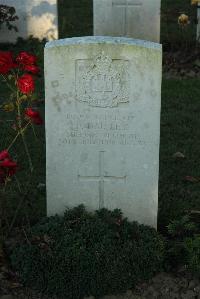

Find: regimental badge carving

[75,52,130,108]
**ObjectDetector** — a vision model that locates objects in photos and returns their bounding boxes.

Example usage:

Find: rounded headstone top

[45,36,162,50]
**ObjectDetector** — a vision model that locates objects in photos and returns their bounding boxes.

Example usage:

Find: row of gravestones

[1,0,162,228]
[0,0,160,43]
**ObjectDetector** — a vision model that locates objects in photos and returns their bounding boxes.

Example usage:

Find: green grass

[161,0,197,48]
[159,79,200,230]
[58,0,93,38]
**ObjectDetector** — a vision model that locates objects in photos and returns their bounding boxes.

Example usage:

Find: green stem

[7,122,30,152]
[16,92,33,173]
[31,122,38,141]
[8,194,24,234]
[21,133,33,172]
[1,74,16,92]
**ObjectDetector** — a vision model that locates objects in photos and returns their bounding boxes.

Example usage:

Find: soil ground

[1,266,200,299]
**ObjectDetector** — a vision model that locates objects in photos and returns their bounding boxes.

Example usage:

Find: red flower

[24,64,40,74]
[25,108,43,125]
[0,150,10,160]
[17,74,35,94]
[0,150,18,184]
[16,51,37,66]
[0,51,15,74]
[0,159,17,175]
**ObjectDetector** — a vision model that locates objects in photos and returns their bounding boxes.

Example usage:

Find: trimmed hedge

[164,215,200,275]
[185,236,200,277]
[11,206,164,299]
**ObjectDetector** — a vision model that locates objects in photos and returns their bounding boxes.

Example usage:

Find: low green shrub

[165,215,200,273]
[11,205,164,299]
[164,216,194,270]
[185,236,200,277]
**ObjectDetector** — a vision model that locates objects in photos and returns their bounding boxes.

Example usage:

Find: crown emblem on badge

[76,52,130,108]
[94,52,112,71]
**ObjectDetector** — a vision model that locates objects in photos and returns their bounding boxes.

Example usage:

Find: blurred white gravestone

[197,4,200,41]
[45,36,162,228]
[0,0,58,43]
[93,0,161,43]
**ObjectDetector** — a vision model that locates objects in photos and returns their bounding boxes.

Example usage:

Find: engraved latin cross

[112,0,143,35]
[78,151,126,209]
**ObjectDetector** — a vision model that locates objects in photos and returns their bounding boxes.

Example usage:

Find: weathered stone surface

[45,36,162,228]
[0,0,58,43]
[197,6,200,41]
[93,0,161,43]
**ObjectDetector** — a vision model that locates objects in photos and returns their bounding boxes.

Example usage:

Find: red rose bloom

[25,108,43,125]
[0,159,17,175]
[0,150,18,184]
[0,150,10,160]
[16,51,37,66]
[24,64,40,74]
[0,51,15,74]
[17,74,35,94]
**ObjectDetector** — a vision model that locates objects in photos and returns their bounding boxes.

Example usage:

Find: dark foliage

[185,236,200,277]
[164,216,197,270]
[0,5,18,32]
[11,206,164,299]
[164,214,200,274]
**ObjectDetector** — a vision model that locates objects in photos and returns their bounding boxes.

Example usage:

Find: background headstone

[93,0,161,43]
[0,0,58,43]
[45,36,162,228]
[197,4,200,41]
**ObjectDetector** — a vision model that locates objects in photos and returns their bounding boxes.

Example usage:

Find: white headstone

[197,4,200,41]
[93,0,161,43]
[0,0,58,43]
[45,36,162,228]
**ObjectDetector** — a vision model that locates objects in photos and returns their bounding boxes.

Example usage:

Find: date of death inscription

[59,112,146,146]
